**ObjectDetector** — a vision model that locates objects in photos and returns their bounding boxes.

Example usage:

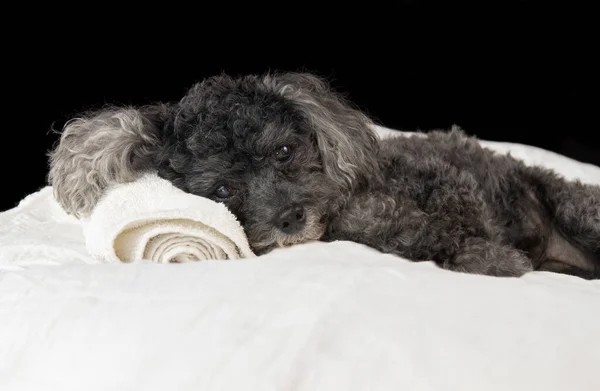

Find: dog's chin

[250,209,327,255]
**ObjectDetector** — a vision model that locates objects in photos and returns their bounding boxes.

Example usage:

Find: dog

[48,72,600,279]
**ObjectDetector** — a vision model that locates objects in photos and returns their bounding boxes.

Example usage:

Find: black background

[3,11,597,212]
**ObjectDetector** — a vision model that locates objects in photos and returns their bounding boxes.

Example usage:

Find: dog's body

[48,72,600,279]
[326,130,600,278]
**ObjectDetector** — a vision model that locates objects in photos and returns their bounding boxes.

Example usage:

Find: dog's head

[49,72,382,253]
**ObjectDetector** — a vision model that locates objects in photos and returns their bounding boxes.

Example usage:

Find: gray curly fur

[48,71,600,279]
[48,104,172,217]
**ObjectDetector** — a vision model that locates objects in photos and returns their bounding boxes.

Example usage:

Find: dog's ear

[48,104,174,218]
[265,72,381,191]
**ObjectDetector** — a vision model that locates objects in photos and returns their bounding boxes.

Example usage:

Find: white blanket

[1,126,599,391]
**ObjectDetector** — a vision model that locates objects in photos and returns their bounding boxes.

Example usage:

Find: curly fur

[263,73,383,192]
[48,104,172,217]
[48,71,600,279]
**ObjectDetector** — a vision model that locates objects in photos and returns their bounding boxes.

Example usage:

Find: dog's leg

[548,180,600,257]
[328,191,534,277]
[551,180,600,253]
[443,238,534,277]
[525,167,600,278]
[536,261,598,280]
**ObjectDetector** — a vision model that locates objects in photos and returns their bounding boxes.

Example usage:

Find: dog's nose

[274,205,306,235]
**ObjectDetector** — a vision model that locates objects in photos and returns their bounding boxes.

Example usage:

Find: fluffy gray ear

[47,104,172,218]
[264,72,382,191]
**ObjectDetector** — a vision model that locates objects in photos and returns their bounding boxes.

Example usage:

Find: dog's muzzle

[273,204,306,235]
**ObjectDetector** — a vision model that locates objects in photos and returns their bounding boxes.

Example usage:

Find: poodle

[48,72,600,279]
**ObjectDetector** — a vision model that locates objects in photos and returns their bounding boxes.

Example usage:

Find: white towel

[82,173,255,263]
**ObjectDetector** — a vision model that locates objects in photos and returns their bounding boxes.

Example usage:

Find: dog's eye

[274,145,293,162]
[214,184,233,199]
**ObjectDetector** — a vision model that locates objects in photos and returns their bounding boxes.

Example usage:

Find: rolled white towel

[82,173,255,263]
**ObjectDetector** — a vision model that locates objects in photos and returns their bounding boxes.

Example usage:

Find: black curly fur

[48,72,600,279]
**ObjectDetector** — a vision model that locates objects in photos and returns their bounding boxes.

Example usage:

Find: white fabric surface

[83,172,255,264]
[1,126,599,391]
